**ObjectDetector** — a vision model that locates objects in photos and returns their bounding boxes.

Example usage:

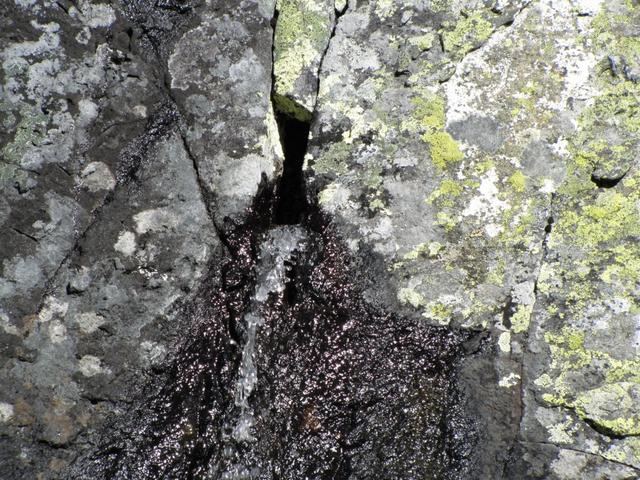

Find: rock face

[1,0,640,479]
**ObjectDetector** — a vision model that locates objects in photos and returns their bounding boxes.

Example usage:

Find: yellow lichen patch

[510,304,532,334]
[403,91,464,171]
[540,327,640,431]
[409,32,435,51]
[422,300,454,324]
[397,287,426,308]
[554,191,640,248]
[273,0,333,119]
[441,11,494,58]
[573,383,640,436]
[427,179,464,207]
[601,244,640,286]
[435,211,459,231]
[508,170,526,192]
[424,131,464,170]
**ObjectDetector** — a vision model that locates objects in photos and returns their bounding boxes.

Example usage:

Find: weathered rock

[304,0,640,478]
[0,0,279,477]
[3,0,640,478]
[272,0,335,121]
[167,0,282,223]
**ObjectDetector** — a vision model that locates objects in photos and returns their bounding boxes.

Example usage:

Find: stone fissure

[269,1,348,225]
[591,172,627,189]
[316,1,348,96]
[521,441,640,472]
[10,227,39,243]
[6,1,636,478]
[176,126,234,254]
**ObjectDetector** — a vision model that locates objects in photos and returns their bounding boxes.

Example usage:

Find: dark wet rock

[68,203,474,480]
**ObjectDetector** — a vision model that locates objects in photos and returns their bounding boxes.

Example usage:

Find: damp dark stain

[68,185,475,479]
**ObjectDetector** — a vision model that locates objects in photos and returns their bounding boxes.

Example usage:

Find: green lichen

[601,245,640,285]
[409,32,435,51]
[272,93,313,122]
[570,81,640,179]
[508,170,526,192]
[424,131,464,170]
[273,0,332,118]
[541,327,640,432]
[402,91,464,171]
[398,287,426,308]
[511,304,532,334]
[573,383,640,436]
[427,179,464,207]
[2,107,48,164]
[441,11,494,58]
[554,191,640,247]
[404,94,446,132]
[498,201,536,249]
[435,211,458,231]
[565,2,640,185]
[313,141,352,175]
[422,301,454,324]
[486,258,506,285]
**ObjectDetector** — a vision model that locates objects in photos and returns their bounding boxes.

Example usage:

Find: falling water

[221,226,307,479]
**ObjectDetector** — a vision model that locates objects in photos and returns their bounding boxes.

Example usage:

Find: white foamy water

[221,226,306,479]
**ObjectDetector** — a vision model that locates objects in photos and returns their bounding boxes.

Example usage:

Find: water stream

[222,226,307,479]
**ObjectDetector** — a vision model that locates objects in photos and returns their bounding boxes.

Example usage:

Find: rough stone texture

[2,0,640,478]
[303,0,640,478]
[0,0,277,477]
[272,0,335,121]
[167,0,282,224]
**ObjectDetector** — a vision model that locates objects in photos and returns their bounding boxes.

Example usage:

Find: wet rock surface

[2,0,640,479]
[68,198,473,479]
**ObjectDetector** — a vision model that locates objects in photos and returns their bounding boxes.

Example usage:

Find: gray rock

[3,0,640,478]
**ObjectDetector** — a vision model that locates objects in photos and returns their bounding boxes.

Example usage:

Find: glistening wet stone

[69,193,475,480]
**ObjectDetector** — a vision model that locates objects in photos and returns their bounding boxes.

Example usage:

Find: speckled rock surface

[2,0,640,478]
[304,0,640,478]
[0,0,276,477]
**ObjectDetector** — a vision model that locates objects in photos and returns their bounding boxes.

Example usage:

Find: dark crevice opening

[272,111,311,225]
[501,295,517,329]
[270,2,350,225]
[591,173,625,189]
[270,1,313,225]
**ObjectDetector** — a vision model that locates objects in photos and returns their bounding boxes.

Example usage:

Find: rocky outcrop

[302,0,640,478]
[0,0,275,477]
[1,0,640,479]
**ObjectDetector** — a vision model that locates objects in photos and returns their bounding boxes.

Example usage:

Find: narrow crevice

[541,213,554,255]
[11,227,39,243]
[590,172,626,188]
[520,440,640,472]
[269,2,348,225]
[515,193,556,461]
[318,1,348,96]
[176,126,240,258]
[272,112,310,225]
[537,193,557,271]
[501,294,517,329]
[583,417,638,440]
